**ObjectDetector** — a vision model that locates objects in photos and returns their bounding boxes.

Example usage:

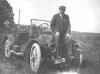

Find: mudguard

[7,34,14,45]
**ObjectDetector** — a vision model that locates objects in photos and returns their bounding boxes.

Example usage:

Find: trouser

[54,33,67,57]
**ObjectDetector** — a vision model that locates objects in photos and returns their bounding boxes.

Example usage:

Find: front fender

[26,39,38,49]
[7,34,14,45]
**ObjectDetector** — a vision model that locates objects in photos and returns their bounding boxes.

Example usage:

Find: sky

[7,0,100,33]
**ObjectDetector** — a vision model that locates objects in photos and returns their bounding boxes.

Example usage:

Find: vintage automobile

[4,19,82,73]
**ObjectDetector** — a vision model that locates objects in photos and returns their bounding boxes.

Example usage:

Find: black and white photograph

[0,0,100,74]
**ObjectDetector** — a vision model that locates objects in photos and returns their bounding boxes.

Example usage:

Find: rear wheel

[30,43,41,73]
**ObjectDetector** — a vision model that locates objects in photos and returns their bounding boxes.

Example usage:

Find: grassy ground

[0,32,100,74]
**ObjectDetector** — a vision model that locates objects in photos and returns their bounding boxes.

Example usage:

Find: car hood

[35,34,53,45]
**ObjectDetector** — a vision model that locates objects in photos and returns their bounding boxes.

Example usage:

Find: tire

[29,43,41,73]
[5,39,11,57]
[73,53,82,71]
[80,54,82,65]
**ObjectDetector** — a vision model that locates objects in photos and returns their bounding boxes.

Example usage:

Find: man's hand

[55,31,60,38]
[64,33,71,44]
[66,33,71,38]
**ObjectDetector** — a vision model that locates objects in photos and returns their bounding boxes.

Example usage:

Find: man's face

[59,9,65,15]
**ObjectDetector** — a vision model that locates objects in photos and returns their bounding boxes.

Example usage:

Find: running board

[9,50,23,56]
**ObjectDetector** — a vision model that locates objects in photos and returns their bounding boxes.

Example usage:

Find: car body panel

[35,34,53,45]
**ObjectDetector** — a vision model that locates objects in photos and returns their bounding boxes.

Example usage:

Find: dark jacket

[50,13,71,35]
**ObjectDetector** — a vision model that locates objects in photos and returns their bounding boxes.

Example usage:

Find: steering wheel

[38,23,49,30]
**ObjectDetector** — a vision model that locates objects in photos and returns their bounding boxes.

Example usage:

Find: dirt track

[0,33,100,74]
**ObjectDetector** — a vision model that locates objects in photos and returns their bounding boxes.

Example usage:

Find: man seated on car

[50,5,71,58]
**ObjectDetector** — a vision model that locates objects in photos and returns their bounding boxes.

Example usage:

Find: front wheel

[5,39,12,57]
[80,54,82,65]
[30,43,41,73]
[73,53,83,70]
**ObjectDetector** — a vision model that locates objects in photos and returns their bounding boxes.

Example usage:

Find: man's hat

[59,6,66,10]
